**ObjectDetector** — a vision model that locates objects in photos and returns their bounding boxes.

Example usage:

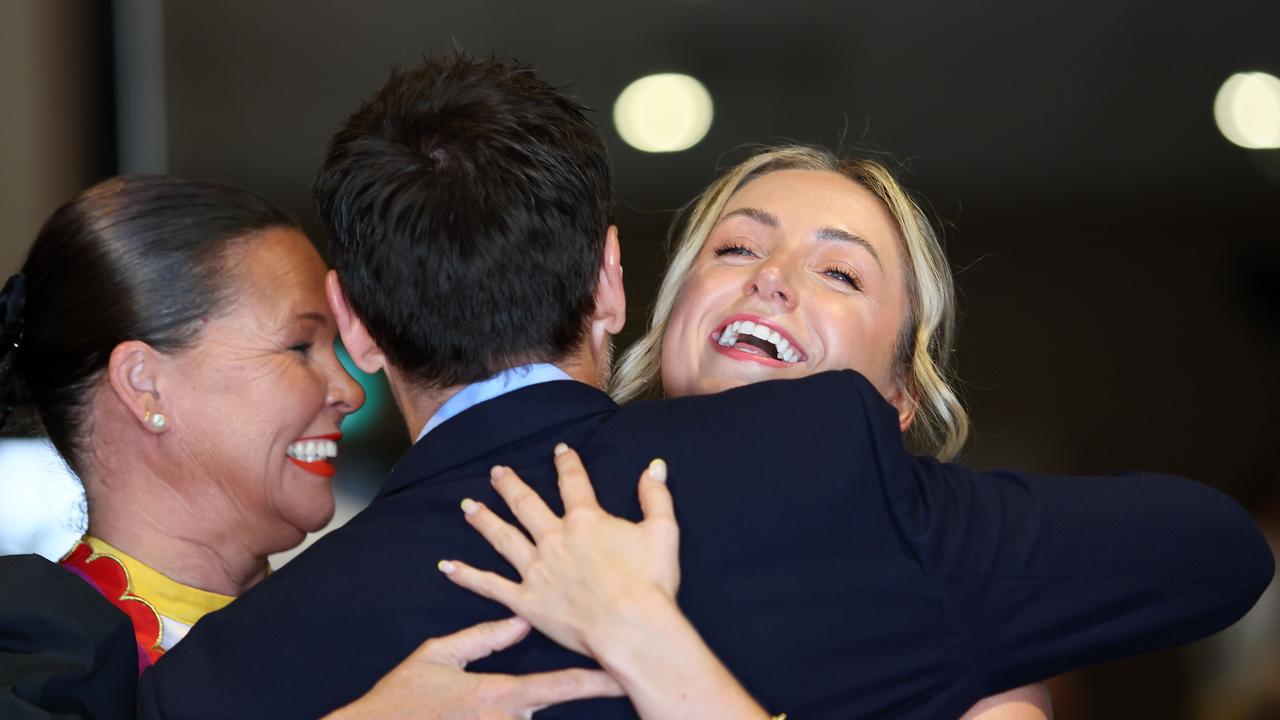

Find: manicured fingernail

[460,498,479,515]
[554,442,569,456]
[490,465,505,480]
[437,560,456,574]
[648,458,668,483]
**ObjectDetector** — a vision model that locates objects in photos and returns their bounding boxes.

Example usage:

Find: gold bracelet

[770,715,787,720]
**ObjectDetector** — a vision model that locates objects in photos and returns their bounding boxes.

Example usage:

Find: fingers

[637,458,675,524]
[417,616,531,668]
[462,498,536,570]
[504,668,626,713]
[438,560,525,617]
[490,465,560,538]
[553,443,600,510]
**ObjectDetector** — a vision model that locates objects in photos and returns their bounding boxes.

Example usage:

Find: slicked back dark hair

[314,54,614,389]
[3,175,297,473]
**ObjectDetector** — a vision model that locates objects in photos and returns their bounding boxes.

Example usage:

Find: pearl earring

[145,411,168,431]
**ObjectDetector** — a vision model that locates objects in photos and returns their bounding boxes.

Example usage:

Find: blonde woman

[443,146,1267,718]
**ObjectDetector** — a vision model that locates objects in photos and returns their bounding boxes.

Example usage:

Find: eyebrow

[721,206,780,228]
[720,206,883,270]
[294,311,330,325]
[814,227,883,271]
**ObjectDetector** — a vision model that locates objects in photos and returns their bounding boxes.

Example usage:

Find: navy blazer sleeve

[0,555,137,720]
[863,391,1275,695]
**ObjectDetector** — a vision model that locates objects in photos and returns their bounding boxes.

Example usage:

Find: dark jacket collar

[377,380,617,498]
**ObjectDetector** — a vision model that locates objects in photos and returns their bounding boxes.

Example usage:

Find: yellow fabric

[82,535,234,626]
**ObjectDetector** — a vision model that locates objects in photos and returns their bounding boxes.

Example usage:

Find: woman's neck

[81,456,271,597]
[86,512,269,597]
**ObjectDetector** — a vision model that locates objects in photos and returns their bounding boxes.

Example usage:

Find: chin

[289,496,337,536]
[685,376,754,397]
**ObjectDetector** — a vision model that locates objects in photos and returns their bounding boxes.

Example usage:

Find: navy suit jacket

[138,372,1273,718]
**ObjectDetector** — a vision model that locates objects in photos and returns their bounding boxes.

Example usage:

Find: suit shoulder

[617,370,896,428]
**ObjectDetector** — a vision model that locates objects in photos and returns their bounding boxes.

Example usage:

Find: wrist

[588,591,770,719]
[583,585,686,674]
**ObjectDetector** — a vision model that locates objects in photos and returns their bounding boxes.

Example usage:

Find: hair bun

[0,272,27,431]
[1,273,25,338]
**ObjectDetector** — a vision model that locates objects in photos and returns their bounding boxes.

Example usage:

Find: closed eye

[289,342,313,357]
[713,243,758,258]
[823,266,863,291]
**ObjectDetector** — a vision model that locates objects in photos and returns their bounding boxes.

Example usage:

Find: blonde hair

[609,146,969,459]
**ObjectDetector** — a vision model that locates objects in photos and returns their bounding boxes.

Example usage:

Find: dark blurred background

[1,1,1277,717]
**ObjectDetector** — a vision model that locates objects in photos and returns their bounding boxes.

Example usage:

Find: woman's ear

[106,340,168,432]
[326,270,386,375]
[884,376,919,435]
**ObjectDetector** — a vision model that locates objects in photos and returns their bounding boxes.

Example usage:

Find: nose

[327,360,366,416]
[747,261,798,310]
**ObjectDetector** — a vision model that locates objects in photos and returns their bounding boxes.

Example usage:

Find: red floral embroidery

[61,541,164,668]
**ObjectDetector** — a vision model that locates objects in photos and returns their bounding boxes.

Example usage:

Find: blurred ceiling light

[614,73,713,153]
[1214,71,1280,150]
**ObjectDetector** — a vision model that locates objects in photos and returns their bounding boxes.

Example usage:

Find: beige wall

[0,2,105,276]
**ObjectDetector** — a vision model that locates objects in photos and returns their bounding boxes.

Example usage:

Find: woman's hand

[440,444,770,720]
[439,443,679,658]
[959,683,1053,720]
[323,616,624,720]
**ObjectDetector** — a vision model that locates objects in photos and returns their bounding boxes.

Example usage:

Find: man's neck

[390,357,599,440]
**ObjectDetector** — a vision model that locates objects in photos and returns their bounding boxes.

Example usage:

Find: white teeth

[287,439,338,463]
[716,320,803,364]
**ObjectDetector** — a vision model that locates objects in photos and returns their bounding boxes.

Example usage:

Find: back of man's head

[315,53,613,389]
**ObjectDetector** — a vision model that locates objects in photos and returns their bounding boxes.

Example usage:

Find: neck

[80,416,270,596]
[389,346,603,439]
[85,477,269,596]
[385,366,459,440]
[86,511,268,597]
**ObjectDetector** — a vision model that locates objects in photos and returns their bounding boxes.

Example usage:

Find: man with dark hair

[313,56,616,393]
[138,54,1270,719]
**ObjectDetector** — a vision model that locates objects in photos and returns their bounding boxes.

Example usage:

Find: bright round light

[1214,71,1280,150]
[613,73,714,153]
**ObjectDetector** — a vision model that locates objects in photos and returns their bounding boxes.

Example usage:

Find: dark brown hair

[314,53,613,389]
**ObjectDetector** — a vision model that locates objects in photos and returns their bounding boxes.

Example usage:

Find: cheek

[816,307,888,376]
[259,365,330,436]
[667,271,728,342]
[658,326,683,393]
[660,279,714,382]
[289,369,330,419]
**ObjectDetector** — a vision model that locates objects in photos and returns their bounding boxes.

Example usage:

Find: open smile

[286,432,342,478]
[709,314,807,366]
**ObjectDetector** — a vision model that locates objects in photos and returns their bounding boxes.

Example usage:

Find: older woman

[0,175,363,669]
[0,175,619,720]
[439,147,1259,718]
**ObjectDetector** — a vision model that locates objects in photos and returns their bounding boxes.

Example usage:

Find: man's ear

[591,225,626,335]
[106,341,167,430]
[326,270,387,375]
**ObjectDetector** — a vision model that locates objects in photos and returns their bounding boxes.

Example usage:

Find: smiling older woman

[0,176,363,666]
